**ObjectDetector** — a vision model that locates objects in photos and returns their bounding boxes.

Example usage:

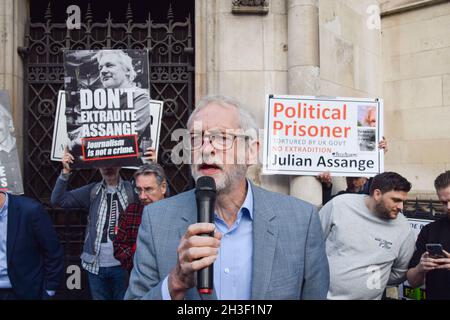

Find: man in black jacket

[407,171,450,300]
[0,192,64,300]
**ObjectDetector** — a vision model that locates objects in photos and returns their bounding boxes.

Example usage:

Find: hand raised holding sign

[62,146,74,174]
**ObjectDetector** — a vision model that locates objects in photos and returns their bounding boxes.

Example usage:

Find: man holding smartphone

[407,171,450,300]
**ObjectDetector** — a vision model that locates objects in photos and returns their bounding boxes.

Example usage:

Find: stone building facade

[381,0,450,199]
[0,0,449,204]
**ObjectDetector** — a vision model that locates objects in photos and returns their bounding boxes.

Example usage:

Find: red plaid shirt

[113,202,144,272]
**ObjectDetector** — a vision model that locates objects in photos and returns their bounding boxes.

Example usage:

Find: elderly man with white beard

[125,95,329,300]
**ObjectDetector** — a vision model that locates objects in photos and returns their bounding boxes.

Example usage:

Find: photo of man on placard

[0,91,24,194]
[63,49,154,169]
[358,105,377,128]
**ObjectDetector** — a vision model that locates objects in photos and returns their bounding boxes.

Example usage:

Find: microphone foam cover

[195,176,216,192]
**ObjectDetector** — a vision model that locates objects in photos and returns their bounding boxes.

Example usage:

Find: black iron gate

[20,1,195,299]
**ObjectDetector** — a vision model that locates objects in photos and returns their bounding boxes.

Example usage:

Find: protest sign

[0,91,24,194]
[263,95,384,177]
[51,91,69,161]
[63,49,161,168]
[52,90,163,167]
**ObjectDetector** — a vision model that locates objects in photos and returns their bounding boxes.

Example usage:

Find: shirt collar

[97,177,124,195]
[213,180,254,222]
[0,192,8,219]
[241,180,254,220]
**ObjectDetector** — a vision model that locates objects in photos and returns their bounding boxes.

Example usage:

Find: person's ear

[373,189,382,201]
[160,181,167,196]
[247,139,260,165]
[8,119,14,132]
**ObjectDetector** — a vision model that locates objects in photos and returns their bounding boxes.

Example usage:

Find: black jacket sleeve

[32,203,65,291]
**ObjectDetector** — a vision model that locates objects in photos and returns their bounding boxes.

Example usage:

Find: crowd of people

[0,94,449,300]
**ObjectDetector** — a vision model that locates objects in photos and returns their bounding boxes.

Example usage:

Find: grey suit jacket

[125,183,329,300]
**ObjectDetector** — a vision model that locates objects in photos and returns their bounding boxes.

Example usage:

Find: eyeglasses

[189,132,250,150]
[134,187,158,195]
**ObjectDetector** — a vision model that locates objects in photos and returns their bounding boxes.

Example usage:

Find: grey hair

[187,95,258,134]
[94,50,137,83]
[134,163,167,187]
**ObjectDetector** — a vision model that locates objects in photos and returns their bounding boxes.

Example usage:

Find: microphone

[195,176,217,295]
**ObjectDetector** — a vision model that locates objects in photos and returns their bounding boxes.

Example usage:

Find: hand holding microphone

[167,176,221,300]
[195,176,217,294]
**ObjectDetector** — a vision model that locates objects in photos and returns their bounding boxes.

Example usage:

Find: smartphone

[426,243,444,258]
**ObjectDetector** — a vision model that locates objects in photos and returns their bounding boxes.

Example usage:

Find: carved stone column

[287,0,322,206]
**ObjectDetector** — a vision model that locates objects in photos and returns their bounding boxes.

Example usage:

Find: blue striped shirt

[0,192,12,288]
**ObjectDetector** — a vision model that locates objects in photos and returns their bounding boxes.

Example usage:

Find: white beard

[191,164,247,193]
